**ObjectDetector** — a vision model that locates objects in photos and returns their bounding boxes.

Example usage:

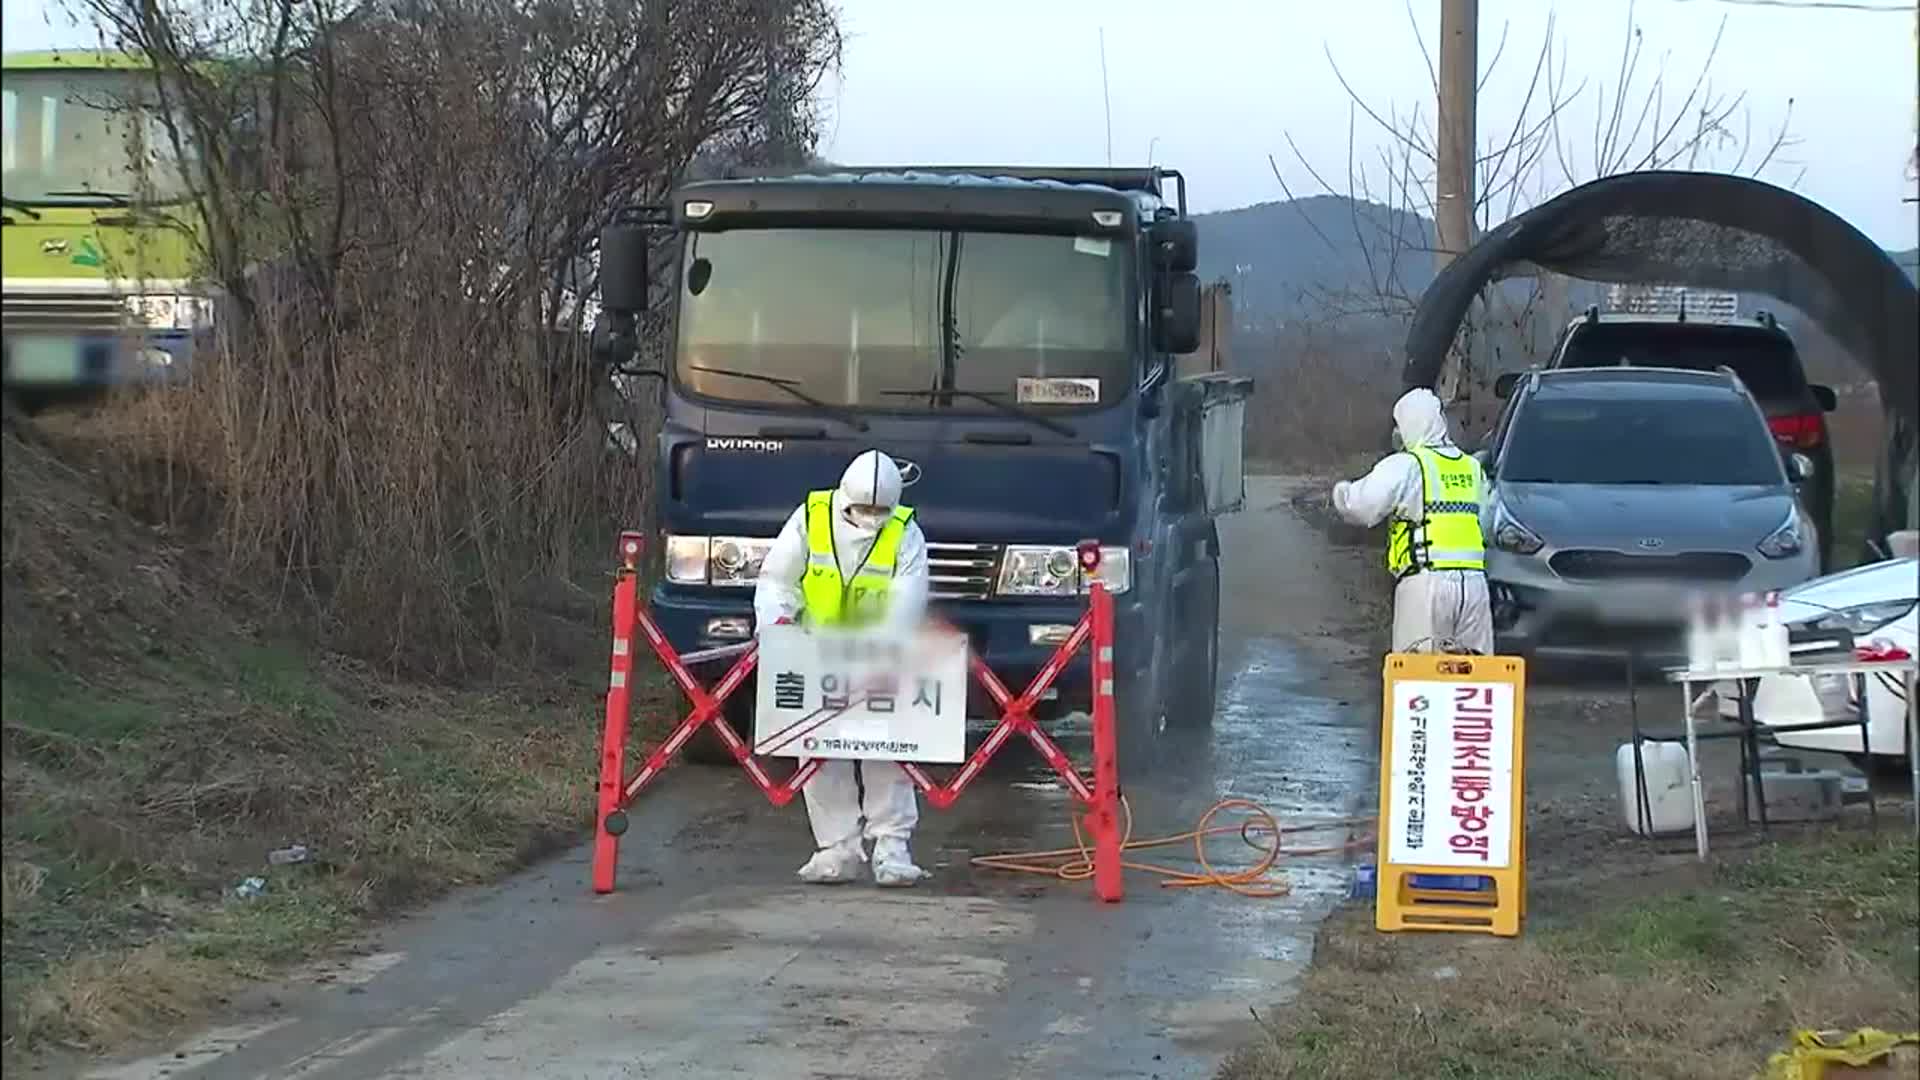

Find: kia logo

[1636,537,1665,550]
[893,457,921,487]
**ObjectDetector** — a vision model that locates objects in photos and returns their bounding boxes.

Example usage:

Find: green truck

[2,49,212,411]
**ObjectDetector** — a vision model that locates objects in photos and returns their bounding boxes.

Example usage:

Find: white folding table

[1659,658,1919,859]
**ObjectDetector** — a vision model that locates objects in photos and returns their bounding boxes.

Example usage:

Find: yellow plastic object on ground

[1757,1028,1920,1080]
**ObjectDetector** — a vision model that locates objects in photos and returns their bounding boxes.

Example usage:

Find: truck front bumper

[647,586,1144,717]
[2,329,200,392]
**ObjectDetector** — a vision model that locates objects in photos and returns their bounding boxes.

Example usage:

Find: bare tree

[1266,0,1798,410]
[73,0,841,672]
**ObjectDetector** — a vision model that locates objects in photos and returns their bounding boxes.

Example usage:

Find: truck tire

[1115,624,1165,779]
[1166,559,1219,730]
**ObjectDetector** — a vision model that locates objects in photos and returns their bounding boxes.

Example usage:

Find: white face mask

[843,504,890,531]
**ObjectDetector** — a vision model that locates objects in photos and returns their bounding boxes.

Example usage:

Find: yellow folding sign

[1375,652,1527,937]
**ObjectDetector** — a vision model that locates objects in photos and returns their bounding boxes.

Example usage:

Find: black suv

[1498,309,1839,569]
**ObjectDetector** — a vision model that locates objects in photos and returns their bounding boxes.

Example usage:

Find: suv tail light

[1767,412,1824,450]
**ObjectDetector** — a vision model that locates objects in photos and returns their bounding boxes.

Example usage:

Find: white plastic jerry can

[1615,741,1697,836]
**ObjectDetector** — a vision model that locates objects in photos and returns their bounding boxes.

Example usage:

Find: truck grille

[2,291,131,335]
[1549,549,1752,583]
[926,541,1000,601]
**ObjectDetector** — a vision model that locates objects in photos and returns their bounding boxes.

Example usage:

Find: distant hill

[1193,195,1435,323]
[1196,196,1918,333]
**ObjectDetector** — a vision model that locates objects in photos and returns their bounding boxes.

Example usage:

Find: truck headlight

[997,545,1131,596]
[662,534,772,586]
[125,293,215,331]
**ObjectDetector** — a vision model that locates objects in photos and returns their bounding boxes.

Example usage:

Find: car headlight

[125,293,215,331]
[662,534,773,586]
[1489,503,1544,556]
[1794,599,1916,637]
[996,545,1131,596]
[1756,507,1804,560]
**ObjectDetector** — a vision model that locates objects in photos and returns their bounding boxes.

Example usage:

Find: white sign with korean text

[1385,680,1517,870]
[752,624,969,763]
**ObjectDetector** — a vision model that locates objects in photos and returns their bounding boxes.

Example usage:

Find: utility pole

[1435,0,1478,272]
[1435,0,1479,428]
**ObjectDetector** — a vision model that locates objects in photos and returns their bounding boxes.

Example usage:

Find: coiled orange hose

[970,796,1377,898]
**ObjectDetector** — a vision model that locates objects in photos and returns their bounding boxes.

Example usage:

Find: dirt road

[83,476,1385,1080]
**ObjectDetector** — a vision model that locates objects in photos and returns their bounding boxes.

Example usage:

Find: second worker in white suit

[753,449,934,887]
[1331,387,1494,655]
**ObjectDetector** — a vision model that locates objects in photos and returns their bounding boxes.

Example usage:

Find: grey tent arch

[1401,170,1917,425]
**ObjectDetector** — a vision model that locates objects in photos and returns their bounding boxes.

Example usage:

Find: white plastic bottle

[1685,594,1716,674]
[1762,591,1791,669]
[1736,592,1767,671]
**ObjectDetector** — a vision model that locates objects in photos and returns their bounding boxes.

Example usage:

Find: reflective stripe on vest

[801,490,916,627]
[1385,447,1486,577]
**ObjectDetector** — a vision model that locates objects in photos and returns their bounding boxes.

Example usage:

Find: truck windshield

[674,227,1133,413]
[2,68,194,204]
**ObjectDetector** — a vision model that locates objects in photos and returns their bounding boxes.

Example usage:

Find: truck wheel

[1166,560,1219,730]
[1115,631,1164,778]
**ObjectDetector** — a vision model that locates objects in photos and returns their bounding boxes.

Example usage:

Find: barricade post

[590,530,1126,901]
[1083,543,1124,903]
[592,531,644,895]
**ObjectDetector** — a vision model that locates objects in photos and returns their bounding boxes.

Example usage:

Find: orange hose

[970,796,1377,898]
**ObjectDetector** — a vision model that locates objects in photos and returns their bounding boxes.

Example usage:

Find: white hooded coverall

[753,450,933,885]
[1331,388,1494,655]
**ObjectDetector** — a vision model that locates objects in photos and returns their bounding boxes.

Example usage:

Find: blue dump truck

[594,166,1250,774]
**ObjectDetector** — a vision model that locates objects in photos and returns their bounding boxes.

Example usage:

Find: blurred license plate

[6,337,85,385]
[1581,585,1688,623]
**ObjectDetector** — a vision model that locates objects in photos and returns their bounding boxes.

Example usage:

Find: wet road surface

[85,477,1380,1080]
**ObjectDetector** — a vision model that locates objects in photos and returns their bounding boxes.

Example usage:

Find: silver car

[1478,367,1822,660]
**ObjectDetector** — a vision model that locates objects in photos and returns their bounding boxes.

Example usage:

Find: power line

[1660,0,1912,12]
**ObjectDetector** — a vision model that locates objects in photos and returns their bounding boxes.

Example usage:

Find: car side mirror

[1494,372,1520,400]
[1154,272,1202,354]
[1809,384,1838,412]
[1786,452,1814,484]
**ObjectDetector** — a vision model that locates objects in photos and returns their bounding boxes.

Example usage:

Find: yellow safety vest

[1385,447,1485,578]
[801,490,916,627]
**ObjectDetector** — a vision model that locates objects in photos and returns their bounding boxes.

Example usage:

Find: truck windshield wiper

[688,365,869,432]
[878,388,1077,437]
[2,197,44,220]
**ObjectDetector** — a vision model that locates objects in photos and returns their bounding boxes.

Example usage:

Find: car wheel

[1165,560,1219,730]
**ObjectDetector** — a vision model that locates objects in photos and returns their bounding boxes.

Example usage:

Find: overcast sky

[8,0,1916,247]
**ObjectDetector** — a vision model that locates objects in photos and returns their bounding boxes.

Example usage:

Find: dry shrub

[1242,320,1401,466]
[77,0,842,674]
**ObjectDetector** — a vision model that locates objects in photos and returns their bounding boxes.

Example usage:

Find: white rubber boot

[870,837,929,888]
[797,841,865,884]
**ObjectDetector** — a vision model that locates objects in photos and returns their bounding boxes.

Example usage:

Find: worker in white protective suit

[754,449,933,887]
[1331,388,1494,654]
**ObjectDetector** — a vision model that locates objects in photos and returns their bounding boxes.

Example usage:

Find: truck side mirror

[1494,372,1520,399]
[1154,272,1202,354]
[1809,384,1837,412]
[599,222,650,314]
[1151,219,1198,274]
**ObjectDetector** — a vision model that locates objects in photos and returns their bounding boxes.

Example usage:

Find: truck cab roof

[672,165,1183,231]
